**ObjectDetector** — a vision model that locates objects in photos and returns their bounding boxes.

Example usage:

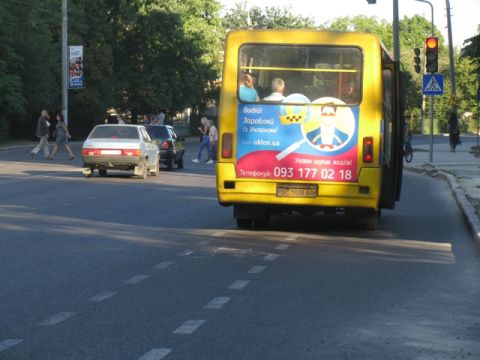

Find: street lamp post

[445,0,457,113]
[62,0,68,125]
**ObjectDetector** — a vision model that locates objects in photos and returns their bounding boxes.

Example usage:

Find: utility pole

[62,0,68,125]
[445,0,457,113]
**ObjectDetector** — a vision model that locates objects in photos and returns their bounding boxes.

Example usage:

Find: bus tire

[236,218,252,228]
[253,216,270,229]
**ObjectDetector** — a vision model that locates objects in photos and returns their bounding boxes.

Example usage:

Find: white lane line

[197,240,211,245]
[139,348,172,360]
[88,291,117,303]
[0,339,23,352]
[39,312,76,326]
[264,253,279,261]
[275,244,290,250]
[204,297,231,309]
[153,261,174,270]
[228,280,250,290]
[211,231,226,237]
[248,265,267,274]
[177,249,194,256]
[173,320,206,335]
[124,274,149,284]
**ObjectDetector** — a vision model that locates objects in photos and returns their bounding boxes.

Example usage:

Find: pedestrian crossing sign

[423,74,444,95]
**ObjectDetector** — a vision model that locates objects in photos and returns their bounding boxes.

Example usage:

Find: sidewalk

[405,137,480,246]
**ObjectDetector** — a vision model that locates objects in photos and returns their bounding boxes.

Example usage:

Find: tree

[223,1,315,30]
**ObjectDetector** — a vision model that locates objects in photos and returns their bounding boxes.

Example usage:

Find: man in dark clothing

[448,112,461,152]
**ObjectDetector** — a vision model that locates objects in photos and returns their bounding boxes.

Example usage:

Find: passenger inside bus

[239,72,260,102]
[263,78,286,102]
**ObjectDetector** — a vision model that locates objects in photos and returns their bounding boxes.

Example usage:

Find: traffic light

[413,48,421,74]
[425,36,438,73]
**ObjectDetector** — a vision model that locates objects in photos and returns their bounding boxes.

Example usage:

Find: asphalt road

[0,143,479,360]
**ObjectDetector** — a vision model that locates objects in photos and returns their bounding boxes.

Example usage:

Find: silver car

[81,124,159,179]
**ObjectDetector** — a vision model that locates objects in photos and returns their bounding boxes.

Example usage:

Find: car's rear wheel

[166,157,174,171]
[151,156,160,176]
[177,156,184,169]
[98,169,107,176]
[139,159,148,179]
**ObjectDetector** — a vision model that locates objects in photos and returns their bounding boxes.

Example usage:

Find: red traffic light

[426,37,438,49]
[425,36,438,73]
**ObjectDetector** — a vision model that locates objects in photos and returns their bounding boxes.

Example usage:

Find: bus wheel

[236,218,252,228]
[253,215,270,229]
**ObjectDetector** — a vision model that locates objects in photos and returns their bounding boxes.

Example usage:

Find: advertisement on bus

[236,94,359,182]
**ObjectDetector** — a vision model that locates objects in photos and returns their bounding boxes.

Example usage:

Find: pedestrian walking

[448,111,461,152]
[48,113,75,160]
[30,109,51,158]
[208,119,218,161]
[192,117,212,164]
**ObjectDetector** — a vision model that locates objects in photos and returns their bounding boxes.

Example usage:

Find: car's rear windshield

[89,126,139,139]
[146,126,169,139]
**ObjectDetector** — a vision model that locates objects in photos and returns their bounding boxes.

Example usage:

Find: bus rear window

[238,45,362,105]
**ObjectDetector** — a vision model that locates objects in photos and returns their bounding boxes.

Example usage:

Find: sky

[218,0,479,48]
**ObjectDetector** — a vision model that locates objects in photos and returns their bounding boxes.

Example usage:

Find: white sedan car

[81,124,159,179]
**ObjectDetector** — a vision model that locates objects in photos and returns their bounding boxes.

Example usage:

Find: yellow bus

[216,30,404,229]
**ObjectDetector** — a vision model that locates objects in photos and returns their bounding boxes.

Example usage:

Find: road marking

[285,235,298,241]
[39,312,76,326]
[204,297,231,309]
[211,231,226,237]
[139,348,172,360]
[197,240,211,245]
[228,280,250,290]
[124,274,149,284]
[0,339,23,352]
[153,261,174,270]
[173,320,205,334]
[177,249,194,256]
[264,253,279,261]
[248,265,267,274]
[88,291,117,303]
[275,244,290,250]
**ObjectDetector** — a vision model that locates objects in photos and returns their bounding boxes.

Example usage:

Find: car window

[140,128,152,142]
[89,126,139,139]
[146,126,169,140]
[168,128,178,140]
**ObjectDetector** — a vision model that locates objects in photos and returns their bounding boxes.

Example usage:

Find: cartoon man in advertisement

[236,94,358,182]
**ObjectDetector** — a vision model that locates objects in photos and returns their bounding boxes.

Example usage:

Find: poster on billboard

[68,46,84,89]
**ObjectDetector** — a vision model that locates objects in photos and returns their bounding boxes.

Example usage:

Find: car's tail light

[82,148,140,156]
[160,141,170,150]
[82,148,100,156]
[122,149,141,156]
[222,132,233,158]
[363,137,374,163]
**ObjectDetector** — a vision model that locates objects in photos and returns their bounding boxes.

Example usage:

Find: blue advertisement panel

[69,46,84,89]
[236,95,359,182]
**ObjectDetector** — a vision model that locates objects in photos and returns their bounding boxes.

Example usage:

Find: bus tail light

[222,132,233,158]
[363,137,374,163]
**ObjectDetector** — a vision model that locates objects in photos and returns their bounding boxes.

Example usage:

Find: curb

[405,164,480,247]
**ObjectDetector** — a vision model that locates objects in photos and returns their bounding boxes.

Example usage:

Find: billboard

[68,46,84,89]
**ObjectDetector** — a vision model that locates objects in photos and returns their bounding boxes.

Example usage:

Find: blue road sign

[423,74,444,96]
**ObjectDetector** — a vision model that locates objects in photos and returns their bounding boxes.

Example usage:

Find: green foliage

[223,1,315,30]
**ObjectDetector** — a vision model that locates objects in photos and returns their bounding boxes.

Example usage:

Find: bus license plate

[276,184,317,198]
